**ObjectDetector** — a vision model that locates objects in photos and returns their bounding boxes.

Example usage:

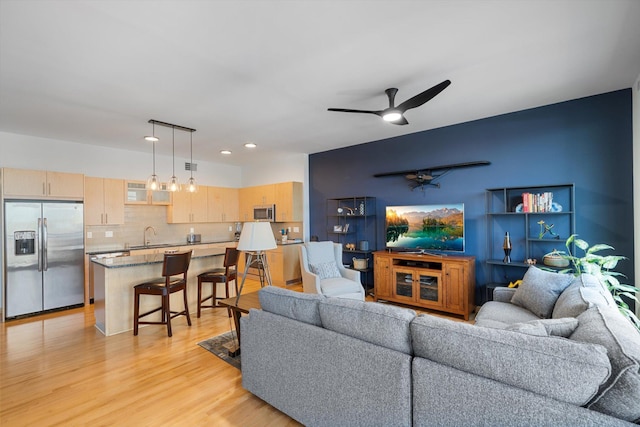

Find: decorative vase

[503,232,512,263]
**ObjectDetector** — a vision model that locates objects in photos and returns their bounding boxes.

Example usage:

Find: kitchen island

[92,247,229,336]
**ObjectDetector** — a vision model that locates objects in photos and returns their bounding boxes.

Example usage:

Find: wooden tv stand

[373,251,475,320]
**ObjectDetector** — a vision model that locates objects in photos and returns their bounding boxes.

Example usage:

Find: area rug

[198,331,241,370]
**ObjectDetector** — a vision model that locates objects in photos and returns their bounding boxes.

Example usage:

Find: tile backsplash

[85,205,303,252]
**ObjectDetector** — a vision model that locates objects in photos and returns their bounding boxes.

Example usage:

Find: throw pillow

[552,274,616,319]
[309,261,341,279]
[510,266,574,318]
[505,318,579,337]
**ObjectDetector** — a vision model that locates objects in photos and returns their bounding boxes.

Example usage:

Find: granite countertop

[90,247,226,268]
[86,240,236,256]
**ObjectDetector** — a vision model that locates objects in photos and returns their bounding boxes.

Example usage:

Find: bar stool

[133,251,192,337]
[197,247,239,317]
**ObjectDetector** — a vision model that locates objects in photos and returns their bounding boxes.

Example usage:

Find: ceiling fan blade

[327,108,382,116]
[397,80,451,113]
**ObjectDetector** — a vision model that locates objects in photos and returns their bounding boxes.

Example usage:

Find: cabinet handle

[48,183,51,195]
[42,183,46,195]
[105,213,108,224]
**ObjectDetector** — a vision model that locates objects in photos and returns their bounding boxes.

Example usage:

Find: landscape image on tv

[385,203,464,252]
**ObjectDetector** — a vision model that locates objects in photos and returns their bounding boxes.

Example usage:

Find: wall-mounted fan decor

[374,161,491,190]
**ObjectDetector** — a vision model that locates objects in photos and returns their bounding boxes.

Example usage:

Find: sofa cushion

[319,298,416,354]
[411,314,611,406]
[320,277,362,297]
[570,306,640,422]
[258,286,324,326]
[309,261,341,279]
[475,300,540,327]
[504,318,579,337]
[552,274,616,319]
[510,266,574,318]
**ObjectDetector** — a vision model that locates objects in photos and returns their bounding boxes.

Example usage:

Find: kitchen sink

[128,243,174,250]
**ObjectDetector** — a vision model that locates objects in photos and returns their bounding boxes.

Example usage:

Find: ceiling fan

[374,161,491,190]
[327,80,451,125]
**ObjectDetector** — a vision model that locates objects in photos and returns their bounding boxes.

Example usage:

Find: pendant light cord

[172,126,176,176]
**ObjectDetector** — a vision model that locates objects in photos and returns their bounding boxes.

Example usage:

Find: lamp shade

[237,221,277,251]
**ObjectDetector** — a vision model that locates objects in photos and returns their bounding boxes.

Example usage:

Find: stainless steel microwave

[253,204,275,222]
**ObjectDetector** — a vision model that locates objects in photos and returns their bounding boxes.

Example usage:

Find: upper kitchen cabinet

[238,182,302,222]
[125,180,171,205]
[207,186,239,222]
[239,185,275,221]
[275,181,302,222]
[168,189,208,223]
[84,177,125,225]
[2,168,84,200]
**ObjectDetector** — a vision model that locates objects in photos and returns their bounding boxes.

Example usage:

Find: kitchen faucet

[144,226,157,247]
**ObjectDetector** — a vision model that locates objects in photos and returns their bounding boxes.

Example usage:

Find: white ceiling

[1,0,639,167]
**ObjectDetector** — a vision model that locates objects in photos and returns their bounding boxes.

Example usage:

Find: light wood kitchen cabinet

[207,186,239,222]
[2,168,84,200]
[125,180,171,205]
[239,182,301,222]
[168,189,208,223]
[275,181,302,221]
[84,177,125,225]
[239,185,275,221]
[237,244,302,288]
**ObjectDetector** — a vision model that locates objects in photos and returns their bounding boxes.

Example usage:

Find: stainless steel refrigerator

[4,201,84,318]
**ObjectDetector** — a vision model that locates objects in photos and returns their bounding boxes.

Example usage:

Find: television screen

[385,203,465,252]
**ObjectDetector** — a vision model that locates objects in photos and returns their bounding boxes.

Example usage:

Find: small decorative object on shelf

[345,243,356,251]
[333,225,343,232]
[359,201,365,215]
[538,220,560,239]
[503,232,512,263]
[542,249,569,267]
[525,258,537,265]
[343,223,350,232]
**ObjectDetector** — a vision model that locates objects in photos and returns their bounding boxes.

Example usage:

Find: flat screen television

[385,203,465,252]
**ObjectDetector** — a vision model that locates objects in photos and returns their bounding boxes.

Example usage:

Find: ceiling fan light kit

[328,79,451,125]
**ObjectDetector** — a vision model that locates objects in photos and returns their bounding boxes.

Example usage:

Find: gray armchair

[298,241,365,300]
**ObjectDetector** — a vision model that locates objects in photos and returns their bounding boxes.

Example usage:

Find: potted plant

[545,234,640,330]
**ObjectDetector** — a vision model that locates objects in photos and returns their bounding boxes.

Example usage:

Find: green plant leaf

[587,243,614,254]
[574,238,589,251]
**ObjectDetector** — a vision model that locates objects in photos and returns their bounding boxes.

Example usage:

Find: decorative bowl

[543,253,569,267]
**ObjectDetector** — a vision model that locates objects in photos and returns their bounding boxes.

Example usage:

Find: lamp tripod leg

[235,252,254,305]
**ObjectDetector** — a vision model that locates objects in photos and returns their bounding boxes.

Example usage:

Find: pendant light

[167,126,180,192]
[186,131,198,193]
[145,122,159,190]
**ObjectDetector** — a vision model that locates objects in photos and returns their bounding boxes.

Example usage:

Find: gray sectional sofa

[241,267,640,426]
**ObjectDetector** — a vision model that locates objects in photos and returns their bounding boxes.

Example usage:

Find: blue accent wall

[309,89,634,303]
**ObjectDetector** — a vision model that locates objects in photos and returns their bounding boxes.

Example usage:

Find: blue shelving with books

[484,184,575,302]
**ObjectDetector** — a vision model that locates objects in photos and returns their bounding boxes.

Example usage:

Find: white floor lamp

[235,221,277,304]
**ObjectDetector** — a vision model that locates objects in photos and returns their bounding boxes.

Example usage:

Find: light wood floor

[0,279,301,427]
[1,281,472,426]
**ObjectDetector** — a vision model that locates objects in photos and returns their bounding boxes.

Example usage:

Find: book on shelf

[521,192,553,213]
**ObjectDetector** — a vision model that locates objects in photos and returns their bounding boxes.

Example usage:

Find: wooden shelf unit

[373,251,475,320]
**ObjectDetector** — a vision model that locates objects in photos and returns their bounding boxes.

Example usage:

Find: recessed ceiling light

[220,150,232,155]
[144,136,159,142]
[244,142,257,148]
